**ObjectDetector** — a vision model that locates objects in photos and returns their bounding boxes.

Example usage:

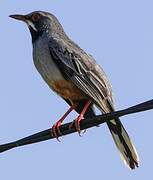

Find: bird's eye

[31,14,40,22]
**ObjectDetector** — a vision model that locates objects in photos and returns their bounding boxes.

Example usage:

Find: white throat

[26,20,37,31]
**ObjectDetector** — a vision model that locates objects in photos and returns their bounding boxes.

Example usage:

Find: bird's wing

[48,37,114,112]
[48,38,140,169]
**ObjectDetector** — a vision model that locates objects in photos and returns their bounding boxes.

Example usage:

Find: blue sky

[1,0,153,179]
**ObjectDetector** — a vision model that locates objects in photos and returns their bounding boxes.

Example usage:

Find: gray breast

[32,36,64,84]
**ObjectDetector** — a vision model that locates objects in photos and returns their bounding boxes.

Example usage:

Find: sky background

[1,0,153,179]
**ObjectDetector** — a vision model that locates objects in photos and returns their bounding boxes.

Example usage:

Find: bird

[10,11,139,169]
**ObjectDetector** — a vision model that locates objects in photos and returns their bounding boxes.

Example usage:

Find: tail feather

[107,118,139,169]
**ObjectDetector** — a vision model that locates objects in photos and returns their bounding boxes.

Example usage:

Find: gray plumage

[10,11,139,169]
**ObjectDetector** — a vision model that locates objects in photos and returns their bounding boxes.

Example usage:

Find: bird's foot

[51,120,63,142]
[75,100,91,136]
[69,114,86,136]
[75,114,84,136]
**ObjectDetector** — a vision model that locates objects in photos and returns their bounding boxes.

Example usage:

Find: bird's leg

[51,104,77,141]
[74,100,92,136]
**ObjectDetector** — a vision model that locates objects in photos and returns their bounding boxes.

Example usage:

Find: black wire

[0,99,153,153]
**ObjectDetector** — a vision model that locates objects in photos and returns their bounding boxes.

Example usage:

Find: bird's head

[10,11,64,42]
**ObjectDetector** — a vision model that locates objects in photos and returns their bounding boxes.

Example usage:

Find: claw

[51,120,63,141]
[69,114,85,136]
[75,114,84,136]
[69,100,92,136]
[50,104,78,141]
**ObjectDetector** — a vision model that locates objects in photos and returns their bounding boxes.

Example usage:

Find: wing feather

[48,37,114,112]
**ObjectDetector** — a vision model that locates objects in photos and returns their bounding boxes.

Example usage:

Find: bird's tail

[107,118,139,169]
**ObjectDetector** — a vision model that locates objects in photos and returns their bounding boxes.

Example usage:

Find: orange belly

[47,79,86,100]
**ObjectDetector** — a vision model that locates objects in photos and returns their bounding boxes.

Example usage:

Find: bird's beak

[9,14,28,22]
[9,14,38,32]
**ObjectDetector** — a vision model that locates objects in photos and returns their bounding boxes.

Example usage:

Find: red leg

[52,103,77,141]
[75,100,92,135]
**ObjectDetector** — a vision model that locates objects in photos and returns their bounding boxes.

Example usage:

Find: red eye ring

[31,13,40,22]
